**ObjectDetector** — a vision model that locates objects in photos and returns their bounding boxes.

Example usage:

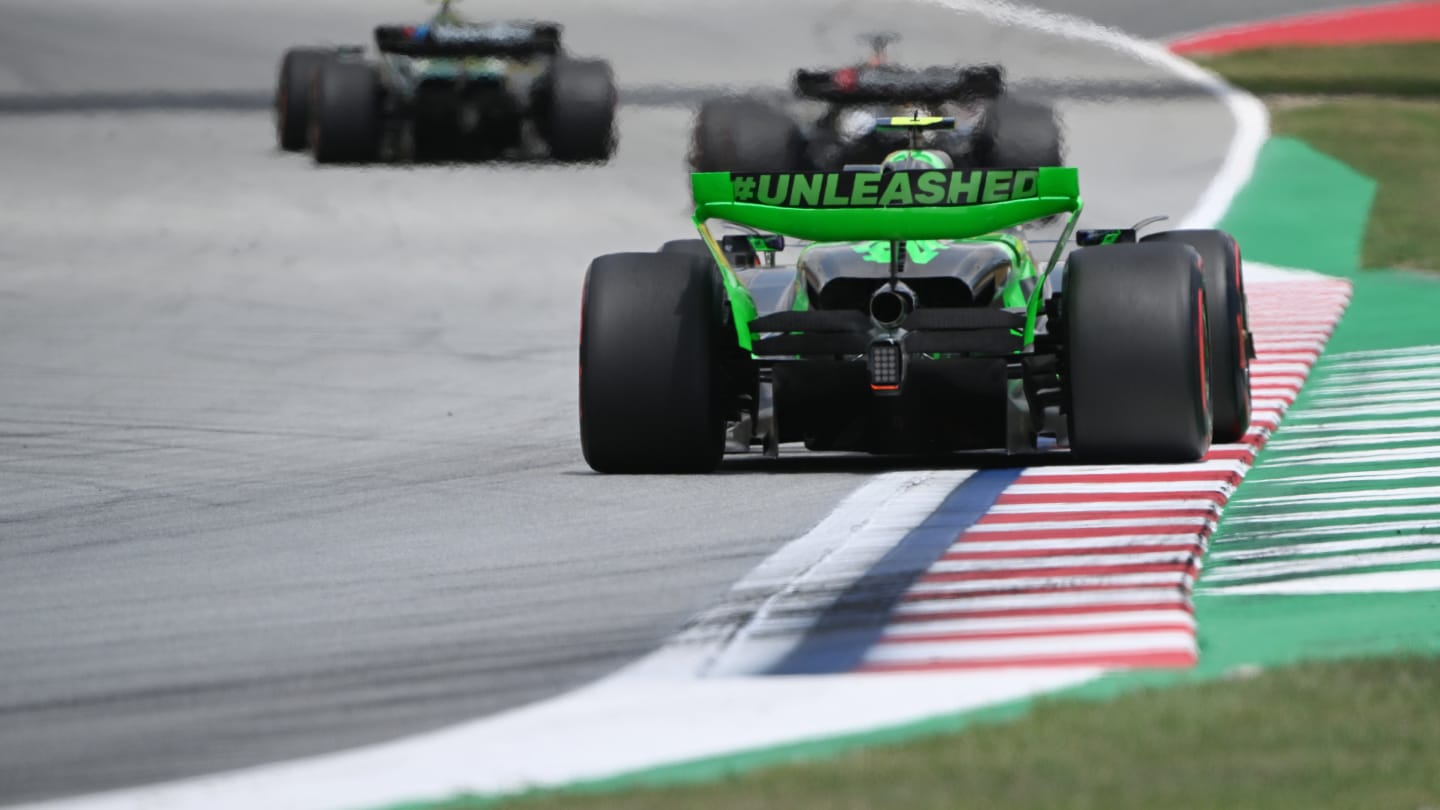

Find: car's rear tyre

[1064,242,1211,463]
[275,47,334,151]
[1142,229,1251,443]
[310,61,379,164]
[661,237,768,272]
[659,239,717,265]
[580,252,727,473]
[977,94,1064,168]
[690,98,806,173]
[543,58,618,162]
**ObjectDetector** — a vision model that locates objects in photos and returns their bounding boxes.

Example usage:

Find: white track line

[1212,520,1440,544]
[1267,431,1440,451]
[1208,569,1440,595]
[1255,465,1440,485]
[1261,446,1440,466]
[1205,549,1440,583]
[1326,344,1440,361]
[1223,505,1440,525]
[1212,535,1440,562]
[932,0,1269,229]
[646,471,972,663]
[1231,484,1440,507]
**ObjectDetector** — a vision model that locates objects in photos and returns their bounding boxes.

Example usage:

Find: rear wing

[793,64,1003,104]
[691,167,1081,242]
[375,22,561,58]
[692,167,1084,349]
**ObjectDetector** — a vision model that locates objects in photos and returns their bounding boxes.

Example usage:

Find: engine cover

[798,240,1014,311]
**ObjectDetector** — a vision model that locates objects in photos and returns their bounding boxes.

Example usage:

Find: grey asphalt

[0,0,1250,803]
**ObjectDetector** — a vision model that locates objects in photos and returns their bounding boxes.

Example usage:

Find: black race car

[275,1,617,164]
[690,34,1063,175]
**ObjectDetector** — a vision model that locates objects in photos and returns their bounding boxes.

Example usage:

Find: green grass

[1201,45,1440,271]
[461,657,1440,810]
[1266,98,1440,271]
[1195,43,1440,97]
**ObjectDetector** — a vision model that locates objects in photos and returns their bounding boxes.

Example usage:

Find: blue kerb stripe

[769,467,1023,675]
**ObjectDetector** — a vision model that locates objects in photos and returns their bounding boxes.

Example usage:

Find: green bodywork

[690,167,1083,351]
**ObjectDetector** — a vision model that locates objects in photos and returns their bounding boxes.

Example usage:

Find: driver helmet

[881,149,953,172]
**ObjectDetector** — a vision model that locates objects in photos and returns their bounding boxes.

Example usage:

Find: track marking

[1209,569,1440,596]
[829,273,1351,673]
[1202,345,1440,594]
[1213,520,1440,544]
[1212,535,1440,562]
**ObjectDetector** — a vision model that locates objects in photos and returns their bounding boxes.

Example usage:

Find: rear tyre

[690,98,806,173]
[310,61,380,164]
[1142,229,1251,443]
[659,239,717,266]
[543,58,618,162]
[275,47,334,151]
[977,95,1064,168]
[580,252,727,473]
[1064,242,1212,463]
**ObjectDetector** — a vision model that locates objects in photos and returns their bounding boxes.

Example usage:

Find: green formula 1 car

[579,117,1253,473]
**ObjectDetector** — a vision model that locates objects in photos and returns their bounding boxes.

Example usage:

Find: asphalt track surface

[0,0,1304,803]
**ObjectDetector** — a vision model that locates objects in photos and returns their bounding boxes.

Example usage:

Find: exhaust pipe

[869,284,916,328]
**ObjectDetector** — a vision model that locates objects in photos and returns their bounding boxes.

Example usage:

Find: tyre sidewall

[1064,242,1211,462]
[1143,229,1250,443]
[311,61,379,164]
[580,252,726,472]
[276,48,333,151]
[544,58,617,162]
[978,95,1063,168]
[691,98,805,173]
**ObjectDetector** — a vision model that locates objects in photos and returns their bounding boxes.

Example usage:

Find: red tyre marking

[1198,289,1210,415]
